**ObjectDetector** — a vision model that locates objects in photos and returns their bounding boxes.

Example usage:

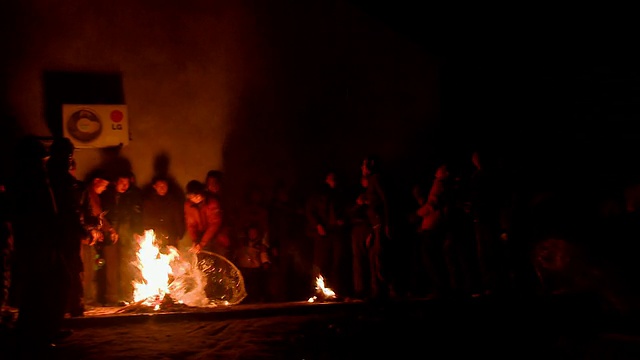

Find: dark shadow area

[0,3,22,174]
[86,147,132,183]
[42,71,125,138]
[348,2,640,175]
[222,89,297,212]
[0,113,22,180]
[139,152,185,202]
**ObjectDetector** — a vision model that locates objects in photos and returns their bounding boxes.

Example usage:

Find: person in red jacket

[184,180,229,258]
[184,180,232,302]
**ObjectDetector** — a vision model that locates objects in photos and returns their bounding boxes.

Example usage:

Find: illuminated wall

[0,0,439,203]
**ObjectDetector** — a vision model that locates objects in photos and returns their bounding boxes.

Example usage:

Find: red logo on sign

[110,110,124,123]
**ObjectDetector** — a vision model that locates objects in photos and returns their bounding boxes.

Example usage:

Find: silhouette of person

[9,136,67,349]
[47,136,87,316]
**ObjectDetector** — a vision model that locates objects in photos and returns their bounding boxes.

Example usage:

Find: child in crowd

[235,223,271,303]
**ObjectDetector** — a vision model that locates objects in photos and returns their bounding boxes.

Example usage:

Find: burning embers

[308,275,337,303]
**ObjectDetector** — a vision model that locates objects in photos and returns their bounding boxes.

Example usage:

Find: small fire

[308,274,336,303]
[133,230,180,310]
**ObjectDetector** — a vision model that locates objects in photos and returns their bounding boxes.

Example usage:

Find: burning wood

[114,293,200,314]
[308,275,337,303]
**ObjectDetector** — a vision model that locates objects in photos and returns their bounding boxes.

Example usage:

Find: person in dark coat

[9,136,67,349]
[360,156,395,300]
[47,136,88,317]
[305,170,351,297]
[101,171,144,304]
[142,175,185,249]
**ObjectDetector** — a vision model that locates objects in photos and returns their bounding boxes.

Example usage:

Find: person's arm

[141,198,153,232]
[254,233,271,269]
[197,198,222,250]
[305,195,320,228]
[305,195,325,236]
[372,176,390,232]
[172,200,186,243]
[184,202,199,244]
[131,194,144,235]
[100,211,119,243]
[416,201,431,217]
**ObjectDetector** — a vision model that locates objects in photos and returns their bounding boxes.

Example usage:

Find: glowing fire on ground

[308,275,336,302]
[133,230,180,310]
[126,229,247,312]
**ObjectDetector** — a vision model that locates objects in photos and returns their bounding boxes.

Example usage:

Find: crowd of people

[2,134,640,349]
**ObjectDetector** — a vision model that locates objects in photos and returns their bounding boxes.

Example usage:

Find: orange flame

[133,230,180,310]
[307,274,336,302]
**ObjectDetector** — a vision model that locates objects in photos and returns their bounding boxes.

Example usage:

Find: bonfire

[132,230,181,310]
[116,229,246,314]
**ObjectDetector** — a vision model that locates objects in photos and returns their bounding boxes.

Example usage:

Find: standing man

[349,175,373,300]
[101,171,143,304]
[142,175,185,249]
[0,176,12,315]
[80,171,117,307]
[204,170,233,256]
[305,170,350,297]
[184,180,225,301]
[47,137,88,317]
[184,180,227,258]
[361,156,395,301]
[10,136,66,349]
[468,149,512,297]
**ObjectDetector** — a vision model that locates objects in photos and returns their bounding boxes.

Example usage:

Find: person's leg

[421,229,449,297]
[120,233,137,303]
[368,226,388,300]
[351,224,370,299]
[94,244,108,305]
[82,243,96,305]
[102,242,120,305]
[312,234,331,280]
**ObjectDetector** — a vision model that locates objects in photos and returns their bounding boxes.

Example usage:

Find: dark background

[1,2,639,197]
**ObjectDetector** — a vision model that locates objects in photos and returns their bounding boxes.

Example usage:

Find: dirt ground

[2,295,640,359]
